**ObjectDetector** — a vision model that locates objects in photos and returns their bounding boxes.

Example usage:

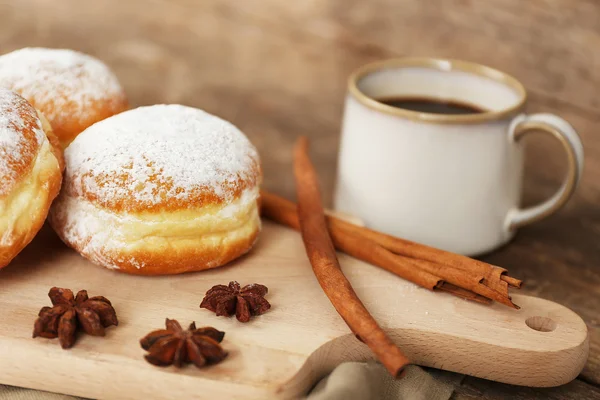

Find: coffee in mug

[375,97,485,115]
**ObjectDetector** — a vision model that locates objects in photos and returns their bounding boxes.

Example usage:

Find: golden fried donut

[0,47,128,149]
[0,89,62,268]
[49,104,262,275]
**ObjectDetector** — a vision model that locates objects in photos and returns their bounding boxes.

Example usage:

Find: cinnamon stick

[333,228,492,305]
[260,190,520,308]
[334,219,522,299]
[292,136,410,378]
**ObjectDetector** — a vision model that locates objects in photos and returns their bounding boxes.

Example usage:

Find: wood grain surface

[0,223,590,399]
[0,0,598,398]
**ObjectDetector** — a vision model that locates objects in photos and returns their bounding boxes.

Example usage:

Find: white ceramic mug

[333,58,584,256]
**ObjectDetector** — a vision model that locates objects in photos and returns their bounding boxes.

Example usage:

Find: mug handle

[506,113,584,230]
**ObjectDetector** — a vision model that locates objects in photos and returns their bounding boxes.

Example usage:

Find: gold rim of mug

[348,58,527,124]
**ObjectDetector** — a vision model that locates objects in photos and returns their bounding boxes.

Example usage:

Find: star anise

[140,319,227,368]
[200,281,271,322]
[32,287,118,349]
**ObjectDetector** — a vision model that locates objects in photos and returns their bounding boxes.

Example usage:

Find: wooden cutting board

[0,221,589,399]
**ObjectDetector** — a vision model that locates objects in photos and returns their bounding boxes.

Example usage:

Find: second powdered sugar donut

[49,104,262,275]
[0,47,129,149]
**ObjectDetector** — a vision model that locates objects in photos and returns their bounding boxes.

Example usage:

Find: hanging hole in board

[525,316,557,332]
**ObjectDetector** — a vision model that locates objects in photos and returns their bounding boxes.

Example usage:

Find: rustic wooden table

[1,0,598,398]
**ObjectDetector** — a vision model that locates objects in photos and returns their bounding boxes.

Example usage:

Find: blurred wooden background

[0,0,599,398]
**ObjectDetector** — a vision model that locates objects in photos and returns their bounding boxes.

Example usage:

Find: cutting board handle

[286,293,589,390]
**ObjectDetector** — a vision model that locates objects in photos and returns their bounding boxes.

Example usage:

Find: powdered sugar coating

[0,88,45,197]
[64,104,261,212]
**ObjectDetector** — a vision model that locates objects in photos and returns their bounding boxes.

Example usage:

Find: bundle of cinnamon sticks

[262,136,522,377]
[261,191,522,309]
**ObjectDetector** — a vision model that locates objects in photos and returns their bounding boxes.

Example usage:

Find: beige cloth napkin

[0,363,455,400]
[308,364,456,400]
[0,387,77,400]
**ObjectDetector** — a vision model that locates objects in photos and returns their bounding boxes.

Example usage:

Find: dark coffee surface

[376,96,486,115]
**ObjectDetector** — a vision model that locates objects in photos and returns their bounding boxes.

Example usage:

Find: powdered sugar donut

[49,104,262,275]
[0,47,128,149]
[0,88,62,268]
